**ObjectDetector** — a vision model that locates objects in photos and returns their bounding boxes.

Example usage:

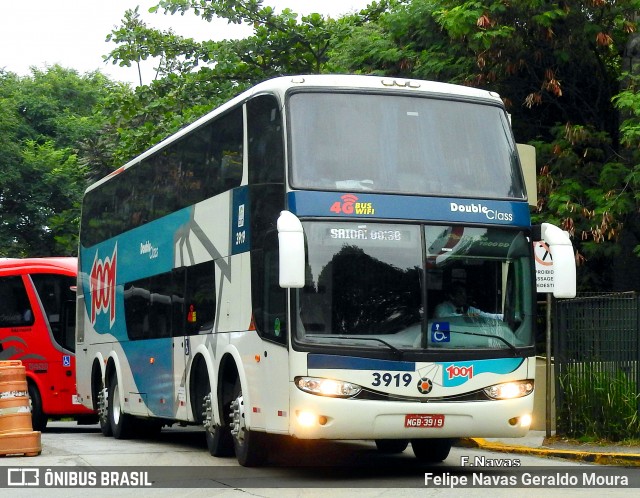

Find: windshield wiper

[447,330,519,355]
[313,335,404,359]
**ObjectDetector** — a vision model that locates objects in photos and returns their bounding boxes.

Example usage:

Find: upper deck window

[289,92,525,200]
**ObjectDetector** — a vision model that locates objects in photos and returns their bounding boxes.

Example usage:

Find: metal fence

[554,292,640,439]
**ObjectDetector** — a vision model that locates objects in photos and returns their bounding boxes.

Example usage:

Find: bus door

[176,261,217,421]
[29,273,78,410]
[256,237,290,432]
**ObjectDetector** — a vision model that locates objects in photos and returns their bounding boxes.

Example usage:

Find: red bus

[0,257,96,430]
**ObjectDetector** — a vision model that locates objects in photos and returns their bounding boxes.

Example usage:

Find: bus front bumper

[288,388,534,440]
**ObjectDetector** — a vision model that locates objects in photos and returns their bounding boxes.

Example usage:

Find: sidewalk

[458,431,640,466]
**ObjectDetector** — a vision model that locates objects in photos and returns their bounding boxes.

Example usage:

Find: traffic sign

[533,241,554,293]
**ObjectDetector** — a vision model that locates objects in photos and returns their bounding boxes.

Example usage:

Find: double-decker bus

[76,75,576,466]
[0,257,96,430]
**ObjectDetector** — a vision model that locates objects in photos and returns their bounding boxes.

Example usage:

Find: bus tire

[411,438,453,462]
[108,375,134,439]
[28,382,47,432]
[206,424,234,457]
[195,367,234,457]
[97,378,112,437]
[203,390,233,457]
[375,439,409,454]
[230,379,267,467]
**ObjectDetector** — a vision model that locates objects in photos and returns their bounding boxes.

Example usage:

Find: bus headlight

[484,380,534,400]
[295,376,362,398]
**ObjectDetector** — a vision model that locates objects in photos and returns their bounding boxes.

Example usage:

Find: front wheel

[28,382,47,432]
[230,379,267,467]
[411,438,453,462]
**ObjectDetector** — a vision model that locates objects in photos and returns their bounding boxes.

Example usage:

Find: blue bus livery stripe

[121,338,175,417]
[308,354,416,371]
[287,191,531,227]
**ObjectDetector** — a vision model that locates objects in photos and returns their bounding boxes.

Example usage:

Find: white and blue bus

[76,75,576,466]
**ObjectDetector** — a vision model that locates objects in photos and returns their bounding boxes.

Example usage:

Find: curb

[457,438,640,467]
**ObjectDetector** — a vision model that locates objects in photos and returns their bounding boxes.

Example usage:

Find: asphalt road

[0,422,633,497]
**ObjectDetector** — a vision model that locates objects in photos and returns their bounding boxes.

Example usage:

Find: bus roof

[0,257,77,275]
[85,74,504,194]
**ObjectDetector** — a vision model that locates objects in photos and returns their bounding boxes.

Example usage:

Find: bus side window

[123,281,151,340]
[185,261,216,335]
[247,95,284,185]
[0,275,34,327]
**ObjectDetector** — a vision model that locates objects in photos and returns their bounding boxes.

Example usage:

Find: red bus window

[0,275,34,327]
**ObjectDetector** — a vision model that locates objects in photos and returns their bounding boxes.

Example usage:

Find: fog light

[508,414,532,427]
[297,410,316,427]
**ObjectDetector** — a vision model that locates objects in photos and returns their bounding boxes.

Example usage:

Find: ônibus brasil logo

[329,194,375,215]
[90,244,117,328]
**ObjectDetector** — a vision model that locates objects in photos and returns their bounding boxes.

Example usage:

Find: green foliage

[558,366,640,441]
[102,0,388,166]
[105,7,204,86]
[2,0,640,290]
[0,66,115,257]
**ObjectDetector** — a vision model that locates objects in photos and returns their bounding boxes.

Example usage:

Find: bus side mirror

[516,143,537,208]
[537,223,577,299]
[277,210,305,288]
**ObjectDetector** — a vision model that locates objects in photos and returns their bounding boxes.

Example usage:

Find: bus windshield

[289,92,524,200]
[294,222,534,352]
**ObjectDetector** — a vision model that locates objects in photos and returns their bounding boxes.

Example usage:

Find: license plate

[404,414,445,428]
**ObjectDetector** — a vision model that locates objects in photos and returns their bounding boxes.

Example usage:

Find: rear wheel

[97,377,112,437]
[375,439,409,454]
[108,375,134,439]
[411,438,453,462]
[230,378,267,467]
[28,382,47,432]
[203,391,233,457]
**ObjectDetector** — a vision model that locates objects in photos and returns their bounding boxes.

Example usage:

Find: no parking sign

[533,241,554,293]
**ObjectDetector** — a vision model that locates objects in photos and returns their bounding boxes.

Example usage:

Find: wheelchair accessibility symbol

[62,355,71,367]
[431,322,450,343]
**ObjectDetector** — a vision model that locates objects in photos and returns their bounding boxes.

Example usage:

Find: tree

[328,0,640,290]
[0,66,117,256]
[102,0,377,163]
[101,0,640,290]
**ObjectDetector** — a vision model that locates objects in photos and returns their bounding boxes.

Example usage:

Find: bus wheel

[97,381,112,437]
[375,439,409,454]
[108,375,134,439]
[411,438,453,462]
[203,392,233,457]
[229,380,267,467]
[28,383,47,432]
